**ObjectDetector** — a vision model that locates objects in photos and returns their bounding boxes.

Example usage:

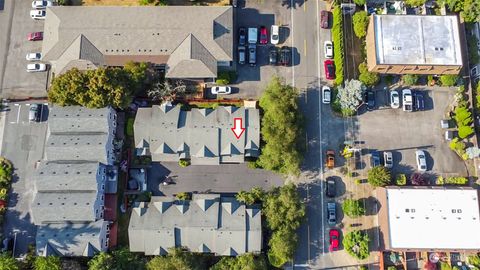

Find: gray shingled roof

[128,194,262,255]
[36,220,108,257]
[31,192,100,225]
[48,105,113,134]
[42,6,233,77]
[34,161,102,193]
[45,134,110,163]
[134,103,260,165]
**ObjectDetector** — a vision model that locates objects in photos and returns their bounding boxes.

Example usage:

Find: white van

[248,27,258,44]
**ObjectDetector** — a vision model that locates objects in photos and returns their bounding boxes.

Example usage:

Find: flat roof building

[377,187,480,252]
[366,15,462,75]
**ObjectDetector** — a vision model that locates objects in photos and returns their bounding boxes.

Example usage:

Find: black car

[365,89,375,111]
[326,177,336,198]
[238,27,246,46]
[370,151,381,167]
[279,46,291,66]
[269,47,277,65]
[414,92,425,111]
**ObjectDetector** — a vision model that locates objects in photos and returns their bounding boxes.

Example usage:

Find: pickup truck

[403,89,413,112]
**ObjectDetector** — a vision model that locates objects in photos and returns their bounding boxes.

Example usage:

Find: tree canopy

[0,253,19,270]
[445,0,480,22]
[258,77,303,175]
[235,187,265,205]
[34,256,61,270]
[337,79,365,116]
[211,253,268,270]
[342,198,366,218]
[405,0,426,7]
[48,62,148,109]
[352,11,369,38]
[267,228,297,267]
[88,252,114,270]
[358,63,379,87]
[343,230,370,260]
[367,166,391,187]
[439,75,458,87]
[146,248,204,270]
[263,183,305,231]
[402,74,419,86]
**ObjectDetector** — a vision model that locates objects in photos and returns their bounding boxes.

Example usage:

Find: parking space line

[16,105,21,124]
[304,39,307,56]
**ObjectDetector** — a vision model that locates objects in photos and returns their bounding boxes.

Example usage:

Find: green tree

[263,183,305,231]
[352,11,369,39]
[342,199,366,218]
[34,256,61,270]
[88,252,114,270]
[459,126,474,139]
[439,75,458,86]
[111,248,146,270]
[48,68,89,106]
[445,0,480,22]
[467,254,480,268]
[0,253,19,270]
[402,74,419,86]
[124,61,149,92]
[211,253,267,270]
[353,0,365,6]
[258,77,303,175]
[146,248,202,270]
[395,174,407,185]
[405,0,426,7]
[267,228,297,268]
[358,62,379,87]
[367,166,391,187]
[236,187,265,205]
[343,230,370,260]
[454,106,472,127]
[176,192,191,201]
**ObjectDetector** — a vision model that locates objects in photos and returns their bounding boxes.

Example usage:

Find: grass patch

[126,117,134,138]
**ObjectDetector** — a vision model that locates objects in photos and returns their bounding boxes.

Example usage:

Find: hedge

[332,5,344,85]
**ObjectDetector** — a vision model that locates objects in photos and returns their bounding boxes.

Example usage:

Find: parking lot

[356,86,467,178]
[146,162,284,196]
[0,0,48,98]
[1,101,49,256]
[227,0,294,99]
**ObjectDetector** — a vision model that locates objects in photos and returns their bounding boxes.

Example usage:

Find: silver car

[415,150,427,172]
[390,90,400,109]
[383,151,393,168]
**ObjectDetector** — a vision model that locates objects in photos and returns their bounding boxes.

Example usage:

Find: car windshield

[272,34,278,39]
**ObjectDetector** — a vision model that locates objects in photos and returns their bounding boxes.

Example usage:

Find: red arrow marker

[231,118,245,139]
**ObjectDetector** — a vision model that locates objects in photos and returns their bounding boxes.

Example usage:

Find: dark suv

[279,46,291,66]
[414,91,425,111]
[269,47,277,65]
[326,177,336,198]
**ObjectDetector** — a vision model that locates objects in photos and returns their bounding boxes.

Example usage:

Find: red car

[259,26,268,44]
[324,60,335,80]
[321,10,330,29]
[329,229,340,252]
[28,32,43,41]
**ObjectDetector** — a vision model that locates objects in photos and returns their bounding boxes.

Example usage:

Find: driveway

[356,86,467,178]
[147,162,284,196]
[0,0,48,98]
[1,101,49,257]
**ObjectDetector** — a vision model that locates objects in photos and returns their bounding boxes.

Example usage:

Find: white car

[270,25,280,45]
[402,89,413,112]
[322,86,331,104]
[383,151,393,168]
[30,10,46,20]
[415,150,427,172]
[26,63,47,72]
[26,53,42,61]
[32,0,53,9]
[211,86,231,95]
[390,90,400,109]
[324,41,333,59]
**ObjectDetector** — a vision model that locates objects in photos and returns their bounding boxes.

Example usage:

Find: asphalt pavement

[1,101,48,257]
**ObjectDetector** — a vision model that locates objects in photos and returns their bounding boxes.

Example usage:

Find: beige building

[377,187,480,253]
[366,15,462,75]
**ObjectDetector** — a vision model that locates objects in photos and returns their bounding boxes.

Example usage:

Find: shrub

[387,267,397,270]
[367,166,391,187]
[332,5,344,85]
[353,0,366,5]
[439,75,458,87]
[178,159,190,167]
[216,71,237,85]
[247,160,261,169]
[459,125,474,139]
[355,179,362,185]
[411,173,428,186]
[405,0,426,6]
[358,62,379,87]
[342,199,366,218]
[395,174,406,185]
[337,80,365,116]
[454,106,472,127]
[436,176,444,185]
[343,230,370,260]
[468,35,480,64]
[176,192,191,201]
[445,176,468,185]
[360,266,368,270]
[466,147,480,159]
[352,11,369,39]
[402,74,419,86]
[126,118,134,137]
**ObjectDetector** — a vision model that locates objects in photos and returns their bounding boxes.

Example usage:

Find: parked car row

[390,89,425,111]
[30,1,53,20]
[370,149,427,171]
[238,26,287,66]
[27,2,49,72]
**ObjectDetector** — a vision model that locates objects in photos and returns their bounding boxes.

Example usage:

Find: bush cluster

[215,71,237,86]
[454,105,474,139]
[343,230,370,260]
[332,5,344,85]
[395,174,406,186]
[342,198,366,218]
[402,74,419,86]
[358,62,379,87]
[439,75,458,87]
[444,176,469,185]
[367,166,391,187]
[449,138,468,160]
[352,11,369,39]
